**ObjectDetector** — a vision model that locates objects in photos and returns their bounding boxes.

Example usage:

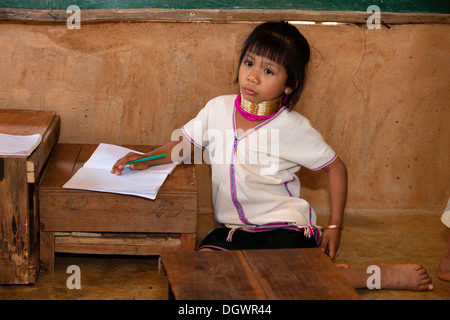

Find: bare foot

[437,259,450,281]
[437,232,450,281]
[340,263,434,290]
[378,263,433,291]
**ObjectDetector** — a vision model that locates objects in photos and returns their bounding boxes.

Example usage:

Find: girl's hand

[111,152,151,176]
[320,228,341,260]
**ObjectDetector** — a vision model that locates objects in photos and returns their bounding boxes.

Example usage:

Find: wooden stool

[39,143,197,273]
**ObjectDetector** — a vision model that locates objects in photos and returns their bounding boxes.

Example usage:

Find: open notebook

[63,143,177,199]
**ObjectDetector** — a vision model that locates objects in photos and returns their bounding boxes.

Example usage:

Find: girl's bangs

[246,37,287,66]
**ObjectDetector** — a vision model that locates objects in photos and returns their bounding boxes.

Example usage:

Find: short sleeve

[181,100,213,150]
[277,111,337,171]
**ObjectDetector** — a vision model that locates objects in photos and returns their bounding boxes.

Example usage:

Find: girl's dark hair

[235,21,310,110]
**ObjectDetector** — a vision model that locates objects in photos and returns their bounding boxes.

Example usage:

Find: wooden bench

[39,143,197,273]
[161,248,361,300]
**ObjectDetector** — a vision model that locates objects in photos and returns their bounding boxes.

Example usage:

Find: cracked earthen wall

[0,22,448,214]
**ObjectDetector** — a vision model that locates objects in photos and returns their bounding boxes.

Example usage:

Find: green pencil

[126,153,166,165]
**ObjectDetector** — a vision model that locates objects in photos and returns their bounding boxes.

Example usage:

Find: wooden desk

[162,248,361,300]
[39,143,197,273]
[0,109,60,284]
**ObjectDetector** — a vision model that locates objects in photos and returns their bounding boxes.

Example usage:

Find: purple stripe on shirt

[284,176,296,197]
[312,153,337,171]
[229,106,287,225]
[181,126,205,150]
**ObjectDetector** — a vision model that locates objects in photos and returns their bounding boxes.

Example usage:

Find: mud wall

[0,21,448,214]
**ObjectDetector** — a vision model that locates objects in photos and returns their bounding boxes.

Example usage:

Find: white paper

[0,133,42,156]
[63,143,177,199]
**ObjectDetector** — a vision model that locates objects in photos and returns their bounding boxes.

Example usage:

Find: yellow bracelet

[321,224,343,231]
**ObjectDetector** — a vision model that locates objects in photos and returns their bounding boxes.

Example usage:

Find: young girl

[111,21,433,291]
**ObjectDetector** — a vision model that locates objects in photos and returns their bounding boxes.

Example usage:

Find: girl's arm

[111,137,194,176]
[320,156,348,259]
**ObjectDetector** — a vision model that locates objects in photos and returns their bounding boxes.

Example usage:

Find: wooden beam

[0,8,449,25]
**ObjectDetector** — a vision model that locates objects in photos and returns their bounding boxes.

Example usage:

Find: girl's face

[238,51,293,104]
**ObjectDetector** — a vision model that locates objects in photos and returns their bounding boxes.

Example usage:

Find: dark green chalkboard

[0,0,449,14]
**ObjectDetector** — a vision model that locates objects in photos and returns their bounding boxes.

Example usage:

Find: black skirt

[199,227,318,251]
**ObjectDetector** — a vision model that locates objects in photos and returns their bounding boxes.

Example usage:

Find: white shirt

[182,95,336,233]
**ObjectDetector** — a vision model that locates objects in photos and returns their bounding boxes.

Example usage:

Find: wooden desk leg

[181,233,196,251]
[0,158,29,284]
[40,231,55,273]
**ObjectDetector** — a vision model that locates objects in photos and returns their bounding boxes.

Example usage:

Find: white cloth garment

[182,94,337,233]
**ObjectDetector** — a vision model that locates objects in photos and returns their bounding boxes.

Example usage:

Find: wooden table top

[39,143,197,194]
[0,109,55,136]
[162,248,361,300]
